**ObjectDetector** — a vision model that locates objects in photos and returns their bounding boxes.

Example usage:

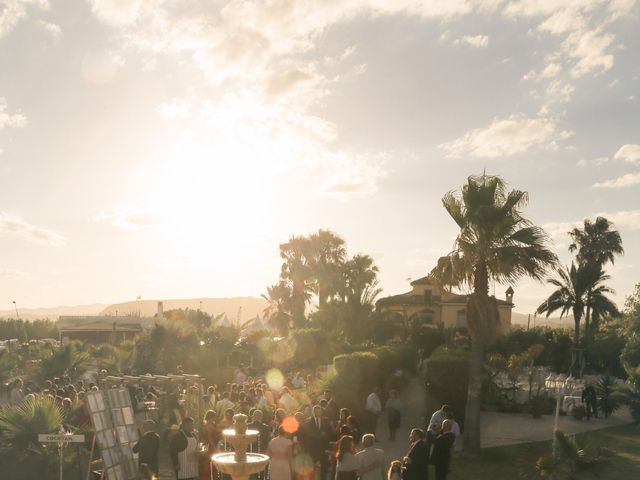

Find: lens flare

[281,415,299,434]
[266,368,284,390]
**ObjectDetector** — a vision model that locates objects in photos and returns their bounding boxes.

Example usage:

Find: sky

[1,0,639,316]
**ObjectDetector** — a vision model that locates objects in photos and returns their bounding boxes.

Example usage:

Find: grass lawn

[447,424,640,479]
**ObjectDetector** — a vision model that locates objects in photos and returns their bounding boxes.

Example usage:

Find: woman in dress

[385,389,402,441]
[267,426,293,480]
[200,410,219,480]
[335,435,357,480]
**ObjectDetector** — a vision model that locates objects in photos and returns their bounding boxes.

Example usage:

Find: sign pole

[59,426,64,480]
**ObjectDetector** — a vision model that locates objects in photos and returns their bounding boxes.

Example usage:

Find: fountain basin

[212,452,269,479]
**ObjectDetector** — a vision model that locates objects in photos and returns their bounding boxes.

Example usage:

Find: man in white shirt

[356,434,385,480]
[364,388,382,435]
[429,404,450,430]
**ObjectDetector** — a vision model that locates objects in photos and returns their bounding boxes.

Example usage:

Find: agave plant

[595,375,620,418]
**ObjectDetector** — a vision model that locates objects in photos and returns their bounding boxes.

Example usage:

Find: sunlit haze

[1,1,639,315]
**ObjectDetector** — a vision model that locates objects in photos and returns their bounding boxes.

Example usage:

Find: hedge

[423,346,469,427]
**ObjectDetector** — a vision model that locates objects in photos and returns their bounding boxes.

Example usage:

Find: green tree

[262,281,293,336]
[568,217,623,338]
[340,254,382,342]
[308,229,347,306]
[432,174,556,456]
[537,263,618,347]
[38,343,92,382]
[279,235,314,327]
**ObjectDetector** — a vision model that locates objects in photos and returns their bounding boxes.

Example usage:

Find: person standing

[249,409,272,453]
[302,405,332,480]
[170,417,199,480]
[133,420,160,476]
[402,428,429,480]
[335,435,358,480]
[200,410,219,480]
[355,434,385,480]
[430,420,455,480]
[267,426,293,480]
[10,378,24,405]
[364,388,382,436]
[385,390,402,441]
[582,385,598,420]
[428,405,450,431]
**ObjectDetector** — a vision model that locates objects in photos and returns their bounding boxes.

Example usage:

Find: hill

[100,297,268,321]
[0,303,108,321]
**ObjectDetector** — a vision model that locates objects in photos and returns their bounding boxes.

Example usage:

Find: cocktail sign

[38,433,85,443]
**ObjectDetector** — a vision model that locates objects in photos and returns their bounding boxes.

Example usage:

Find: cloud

[95,209,160,230]
[439,114,564,159]
[0,0,49,39]
[577,156,608,167]
[35,20,61,37]
[0,213,65,246]
[594,210,640,230]
[453,34,489,48]
[0,267,28,277]
[0,97,27,129]
[614,144,640,164]
[593,173,640,189]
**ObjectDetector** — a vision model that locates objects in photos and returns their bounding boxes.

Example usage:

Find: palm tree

[340,254,382,342]
[432,174,556,456]
[537,263,618,346]
[279,235,314,327]
[38,343,92,382]
[307,229,347,306]
[261,281,293,336]
[568,217,623,337]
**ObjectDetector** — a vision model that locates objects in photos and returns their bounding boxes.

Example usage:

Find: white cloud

[594,210,640,230]
[0,267,28,277]
[593,173,640,188]
[0,0,49,39]
[614,144,640,164]
[453,34,489,48]
[36,20,61,37]
[0,97,27,129]
[95,209,160,231]
[439,114,561,159]
[577,156,608,167]
[0,213,65,246]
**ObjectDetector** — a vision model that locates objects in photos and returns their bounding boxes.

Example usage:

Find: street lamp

[552,375,569,456]
[12,300,20,319]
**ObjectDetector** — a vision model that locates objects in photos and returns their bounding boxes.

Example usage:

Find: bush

[424,347,469,427]
[572,405,586,420]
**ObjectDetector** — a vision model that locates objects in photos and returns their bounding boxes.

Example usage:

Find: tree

[536,263,618,347]
[432,174,556,456]
[340,254,382,342]
[307,229,347,306]
[261,281,293,336]
[568,217,623,337]
[279,235,314,327]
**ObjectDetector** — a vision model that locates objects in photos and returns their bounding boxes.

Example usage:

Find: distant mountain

[100,297,268,322]
[0,304,108,321]
[511,311,573,330]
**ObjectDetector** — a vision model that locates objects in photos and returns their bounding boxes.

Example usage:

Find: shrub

[572,405,586,420]
[423,347,469,427]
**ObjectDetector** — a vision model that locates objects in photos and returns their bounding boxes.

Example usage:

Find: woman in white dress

[267,426,293,480]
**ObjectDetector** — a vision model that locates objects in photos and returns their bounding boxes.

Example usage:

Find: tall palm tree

[307,229,347,306]
[279,235,314,327]
[537,263,619,347]
[568,217,623,336]
[432,174,556,456]
[340,254,382,342]
[261,281,293,336]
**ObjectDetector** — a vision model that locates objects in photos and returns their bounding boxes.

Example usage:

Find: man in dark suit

[302,405,333,480]
[249,409,271,453]
[430,420,455,480]
[403,428,429,480]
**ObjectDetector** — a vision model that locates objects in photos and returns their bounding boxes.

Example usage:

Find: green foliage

[0,349,19,383]
[134,321,199,374]
[0,319,58,341]
[38,343,91,381]
[288,328,333,368]
[595,375,620,418]
[586,330,626,377]
[414,326,446,358]
[424,346,469,426]
[621,333,640,372]
[0,396,68,480]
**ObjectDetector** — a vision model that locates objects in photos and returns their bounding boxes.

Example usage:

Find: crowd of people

[5,368,460,480]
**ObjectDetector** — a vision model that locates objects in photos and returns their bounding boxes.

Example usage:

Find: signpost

[39,430,85,480]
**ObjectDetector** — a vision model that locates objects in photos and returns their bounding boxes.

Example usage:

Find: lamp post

[551,375,569,457]
[12,300,20,319]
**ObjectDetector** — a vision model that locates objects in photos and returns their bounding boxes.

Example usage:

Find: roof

[57,315,155,332]
[377,292,513,307]
[410,276,436,286]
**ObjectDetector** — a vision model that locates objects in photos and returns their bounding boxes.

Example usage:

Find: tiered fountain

[212,413,270,480]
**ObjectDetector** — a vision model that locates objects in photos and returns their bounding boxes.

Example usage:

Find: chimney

[505,286,514,304]
[157,301,164,318]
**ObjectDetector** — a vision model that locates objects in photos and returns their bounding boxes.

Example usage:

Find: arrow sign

[38,434,85,443]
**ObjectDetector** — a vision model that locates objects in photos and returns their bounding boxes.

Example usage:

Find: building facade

[376,276,513,335]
